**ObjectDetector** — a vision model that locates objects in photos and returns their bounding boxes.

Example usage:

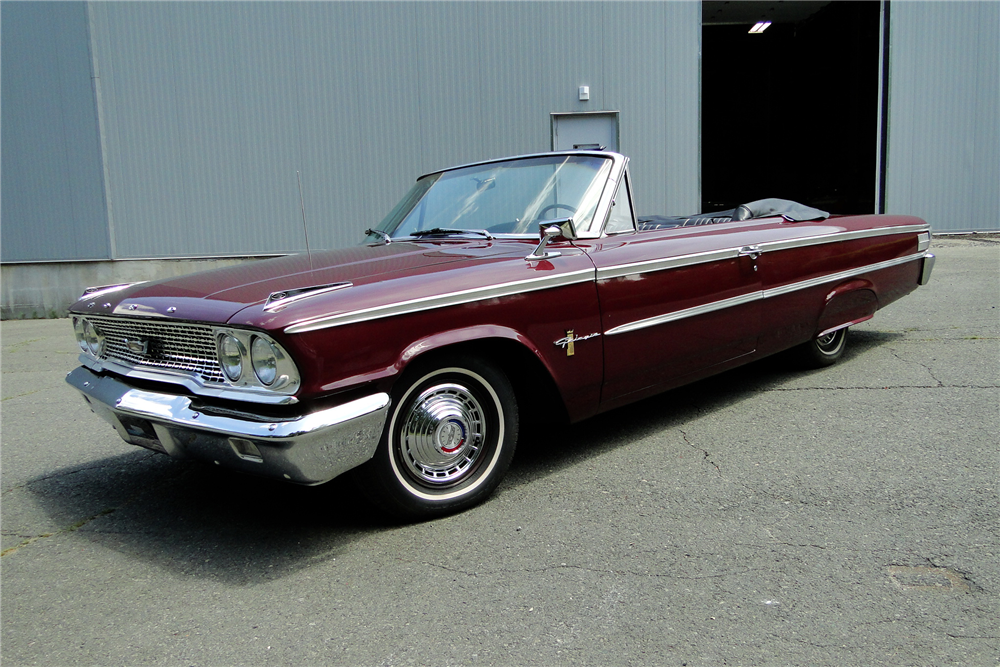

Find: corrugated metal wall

[886,1,1000,232]
[78,1,700,260]
[1,2,110,262]
[5,1,998,270]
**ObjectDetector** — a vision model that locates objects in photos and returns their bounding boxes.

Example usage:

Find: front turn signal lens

[73,317,88,353]
[83,319,103,356]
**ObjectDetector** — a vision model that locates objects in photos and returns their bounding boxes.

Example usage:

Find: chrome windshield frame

[390,150,629,241]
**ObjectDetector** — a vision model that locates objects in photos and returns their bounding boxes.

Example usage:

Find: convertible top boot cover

[638,198,829,231]
[737,198,830,222]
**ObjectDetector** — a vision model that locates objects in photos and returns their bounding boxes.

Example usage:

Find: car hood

[68,240,560,326]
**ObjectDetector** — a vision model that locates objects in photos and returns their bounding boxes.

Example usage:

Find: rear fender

[816,279,878,337]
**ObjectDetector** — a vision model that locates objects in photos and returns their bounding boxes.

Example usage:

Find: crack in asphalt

[767,541,826,549]
[1,389,43,402]
[1,508,116,557]
[765,383,997,391]
[887,346,946,387]
[414,558,769,581]
[0,452,160,498]
[678,428,721,474]
[1,453,189,558]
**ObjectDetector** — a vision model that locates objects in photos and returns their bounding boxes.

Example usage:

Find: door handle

[739,245,761,260]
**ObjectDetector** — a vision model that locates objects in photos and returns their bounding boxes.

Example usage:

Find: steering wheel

[536,203,577,220]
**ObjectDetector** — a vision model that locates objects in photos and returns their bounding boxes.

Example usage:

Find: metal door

[551,112,620,152]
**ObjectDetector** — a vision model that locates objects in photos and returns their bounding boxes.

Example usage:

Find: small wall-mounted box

[578,86,590,101]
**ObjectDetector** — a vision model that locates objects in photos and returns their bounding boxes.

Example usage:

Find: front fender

[285,278,603,420]
[399,325,542,366]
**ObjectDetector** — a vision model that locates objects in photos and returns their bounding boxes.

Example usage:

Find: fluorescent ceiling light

[749,21,772,34]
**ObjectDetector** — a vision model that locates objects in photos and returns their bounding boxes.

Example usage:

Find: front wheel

[793,327,848,368]
[355,356,518,519]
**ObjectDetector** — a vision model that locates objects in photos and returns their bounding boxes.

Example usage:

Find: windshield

[373,155,612,239]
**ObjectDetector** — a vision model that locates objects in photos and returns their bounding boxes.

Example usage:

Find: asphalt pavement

[2,236,998,666]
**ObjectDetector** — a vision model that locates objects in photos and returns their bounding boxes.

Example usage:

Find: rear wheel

[356,356,518,519]
[793,327,848,368]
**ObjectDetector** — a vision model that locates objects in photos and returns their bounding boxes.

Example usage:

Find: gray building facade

[2,1,998,318]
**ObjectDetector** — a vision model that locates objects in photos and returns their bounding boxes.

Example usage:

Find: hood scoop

[264,282,353,312]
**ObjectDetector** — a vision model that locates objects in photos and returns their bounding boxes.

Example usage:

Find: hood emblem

[125,338,149,355]
[126,304,139,311]
[79,281,144,300]
[554,330,600,357]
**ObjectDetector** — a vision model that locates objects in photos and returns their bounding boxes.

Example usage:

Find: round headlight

[250,336,279,386]
[218,334,244,381]
[73,318,88,353]
[83,319,103,356]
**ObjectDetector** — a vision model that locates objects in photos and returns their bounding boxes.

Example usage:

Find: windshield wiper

[364,228,392,245]
[408,228,495,240]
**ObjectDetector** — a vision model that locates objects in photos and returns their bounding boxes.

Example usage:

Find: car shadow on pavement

[507,328,905,484]
[19,329,902,586]
[18,446,391,586]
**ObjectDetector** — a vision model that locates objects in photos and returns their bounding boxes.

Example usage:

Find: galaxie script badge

[555,330,601,357]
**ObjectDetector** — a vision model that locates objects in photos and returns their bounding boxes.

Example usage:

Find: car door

[580,175,763,410]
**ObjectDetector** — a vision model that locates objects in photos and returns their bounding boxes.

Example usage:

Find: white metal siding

[886,2,1000,231]
[603,1,701,217]
[82,1,700,259]
[1,2,110,262]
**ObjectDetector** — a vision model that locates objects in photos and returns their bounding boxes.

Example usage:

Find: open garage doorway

[702,1,883,214]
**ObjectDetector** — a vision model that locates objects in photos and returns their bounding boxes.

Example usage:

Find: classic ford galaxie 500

[67,151,935,518]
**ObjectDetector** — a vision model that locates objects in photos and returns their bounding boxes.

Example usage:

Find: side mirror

[526,218,574,261]
[535,216,576,240]
[557,217,577,240]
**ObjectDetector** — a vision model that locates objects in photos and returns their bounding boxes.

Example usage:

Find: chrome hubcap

[816,332,838,348]
[400,382,485,484]
[815,329,845,354]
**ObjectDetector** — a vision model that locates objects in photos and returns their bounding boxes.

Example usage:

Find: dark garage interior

[701,1,883,215]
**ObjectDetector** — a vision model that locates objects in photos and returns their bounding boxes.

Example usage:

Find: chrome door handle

[739,245,761,260]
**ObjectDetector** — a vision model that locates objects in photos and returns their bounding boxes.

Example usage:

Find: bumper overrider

[66,367,390,484]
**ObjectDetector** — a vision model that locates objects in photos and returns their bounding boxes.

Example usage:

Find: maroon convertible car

[66,151,935,518]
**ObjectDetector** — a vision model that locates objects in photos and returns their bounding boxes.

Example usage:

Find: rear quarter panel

[753,214,927,356]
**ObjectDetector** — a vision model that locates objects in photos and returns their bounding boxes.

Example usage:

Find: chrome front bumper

[67,367,389,484]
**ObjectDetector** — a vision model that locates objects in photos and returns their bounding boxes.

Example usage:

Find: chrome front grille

[88,316,225,384]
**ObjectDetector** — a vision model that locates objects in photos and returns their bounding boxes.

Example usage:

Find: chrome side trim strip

[597,248,737,280]
[605,290,763,336]
[285,268,595,334]
[605,251,928,336]
[286,226,929,336]
[756,224,930,254]
[761,251,925,299]
[597,223,930,280]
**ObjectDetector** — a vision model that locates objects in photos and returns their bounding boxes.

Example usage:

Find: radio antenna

[296,170,313,271]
